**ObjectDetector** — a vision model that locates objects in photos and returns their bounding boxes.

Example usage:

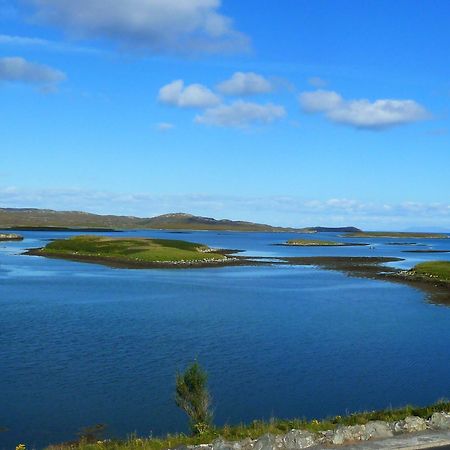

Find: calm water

[1,230,450,449]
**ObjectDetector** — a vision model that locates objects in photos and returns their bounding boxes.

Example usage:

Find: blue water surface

[0,230,449,449]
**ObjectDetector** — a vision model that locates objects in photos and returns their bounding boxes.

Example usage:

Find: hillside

[0,208,300,232]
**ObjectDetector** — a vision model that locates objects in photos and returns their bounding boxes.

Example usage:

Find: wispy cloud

[195,100,286,128]
[0,34,102,54]
[26,0,250,55]
[2,187,449,230]
[0,56,66,91]
[155,122,175,132]
[299,89,429,130]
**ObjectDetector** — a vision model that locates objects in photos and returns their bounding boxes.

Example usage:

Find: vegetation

[285,239,362,246]
[346,231,448,239]
[33,235,227,266]
[45,400,450,450]
[413,261,450,282]
[175,362,213,435]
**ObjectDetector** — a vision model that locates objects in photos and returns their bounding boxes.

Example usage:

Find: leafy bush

[175,362,213,435]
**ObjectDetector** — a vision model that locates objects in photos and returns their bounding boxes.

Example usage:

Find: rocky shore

[182,413,450,450]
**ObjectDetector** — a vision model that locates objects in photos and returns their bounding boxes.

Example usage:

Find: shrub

[175,362,213,435]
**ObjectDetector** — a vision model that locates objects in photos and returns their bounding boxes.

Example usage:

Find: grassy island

[0,233,23,241]
[283,239,366,247]
[345,231,448,239]
[29,235,232,268]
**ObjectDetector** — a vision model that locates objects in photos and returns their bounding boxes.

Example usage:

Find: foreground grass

[414,261,450,282]
[36,236,226,265]
[346,231,448,239]
[45,401,450,450]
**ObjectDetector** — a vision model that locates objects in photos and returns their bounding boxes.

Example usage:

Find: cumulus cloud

[217,72,273,96]
[0,56,66,91]
[26,0,250,55]
[158,79,220,108]
[195,100,286,128]
[299,89,429,130]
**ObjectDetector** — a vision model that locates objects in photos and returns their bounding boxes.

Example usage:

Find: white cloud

[299,89,429,130]
[26,0,250,55]
[217,72,273,96]
[158,79,220,108]
[155,122,175,132]
[0,56,66,91]
[195,100,286,128]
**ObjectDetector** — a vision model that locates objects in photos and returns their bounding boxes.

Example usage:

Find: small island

[281,239,367,247]
[0,233,23,241]
[345,231,448,239]
[27,235,240,268]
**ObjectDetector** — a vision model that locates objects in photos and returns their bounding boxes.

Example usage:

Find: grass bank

[45,401,450,449]
[345,231,448,239]
[29,235,230,268]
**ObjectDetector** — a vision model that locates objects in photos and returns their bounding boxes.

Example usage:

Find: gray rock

[430,412,450,430]
[332,425,367,445]
[363,421,394,440]
[212,439,241,450]
[282,429,317,449]
[394,416,428,433]
[252,434,281,450]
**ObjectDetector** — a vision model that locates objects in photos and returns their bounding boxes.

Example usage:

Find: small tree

[175,362,212,435]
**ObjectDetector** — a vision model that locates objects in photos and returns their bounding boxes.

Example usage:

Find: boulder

[212,439,241,450]
[332,425,366,445]
[430,412,450,430]
[363,421,393,440]
[252,434,282,450]
[394,416,428,433]
[282,429,317,449]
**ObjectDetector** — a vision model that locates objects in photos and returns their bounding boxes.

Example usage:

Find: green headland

[29,235,233,268]
[410,261,450,283]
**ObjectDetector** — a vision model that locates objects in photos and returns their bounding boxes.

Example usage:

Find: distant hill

[0,208,300,232]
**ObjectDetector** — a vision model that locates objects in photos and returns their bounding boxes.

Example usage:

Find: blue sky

[0,0,449,229]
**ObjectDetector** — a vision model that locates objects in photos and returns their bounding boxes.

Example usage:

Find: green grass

[414,261,450,282]
[45,401,450,449]
[346,231,448,239]
[286,239,348,246]
[39,236,226,265]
